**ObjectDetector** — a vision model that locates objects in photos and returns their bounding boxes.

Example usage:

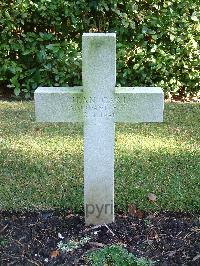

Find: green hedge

[0,0,199,98]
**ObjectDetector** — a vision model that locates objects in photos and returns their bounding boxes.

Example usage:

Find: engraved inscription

[68,95,127,118]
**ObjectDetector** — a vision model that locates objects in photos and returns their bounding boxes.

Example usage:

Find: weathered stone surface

[34,87,83,122]
[35,87,163,123]
[82,33,116,225]
[115,87,164,123]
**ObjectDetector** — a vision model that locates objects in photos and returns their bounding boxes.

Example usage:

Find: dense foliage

[0,0,199,98]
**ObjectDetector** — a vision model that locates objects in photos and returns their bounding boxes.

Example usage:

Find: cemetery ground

[0,100,200,265]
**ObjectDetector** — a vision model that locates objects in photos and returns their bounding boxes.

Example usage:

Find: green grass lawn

[0,101,199,212]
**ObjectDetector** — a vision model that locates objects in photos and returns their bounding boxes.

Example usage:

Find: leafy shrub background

[0,0,199,98]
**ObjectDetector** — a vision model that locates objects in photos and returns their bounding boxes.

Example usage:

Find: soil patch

[0,211,199,265]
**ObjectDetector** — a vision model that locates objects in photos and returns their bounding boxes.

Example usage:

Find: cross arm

[34,87,83,122]
[114,87,164,123]
[34,86,164,123]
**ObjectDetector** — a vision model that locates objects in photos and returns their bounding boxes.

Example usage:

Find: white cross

[35,33,164,225]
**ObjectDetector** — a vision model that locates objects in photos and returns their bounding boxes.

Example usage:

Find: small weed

[0,237,9,246]
[86,244,156,266]
[57,236,91,252]
[144,219,152,226]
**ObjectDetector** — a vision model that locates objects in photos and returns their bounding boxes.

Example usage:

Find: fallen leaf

[148,193,157,202]
[128,204,137,215]
[135,209,145,219]
[128,204,144,219]
[34,127,41,132]
[50,250,60,258]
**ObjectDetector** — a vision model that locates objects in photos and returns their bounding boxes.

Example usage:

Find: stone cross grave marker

[35,33,164,225]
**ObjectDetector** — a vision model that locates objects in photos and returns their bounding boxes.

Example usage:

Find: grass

[0,101,199,212]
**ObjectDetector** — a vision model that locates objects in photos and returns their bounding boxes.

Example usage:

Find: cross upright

[35,33,164,225]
